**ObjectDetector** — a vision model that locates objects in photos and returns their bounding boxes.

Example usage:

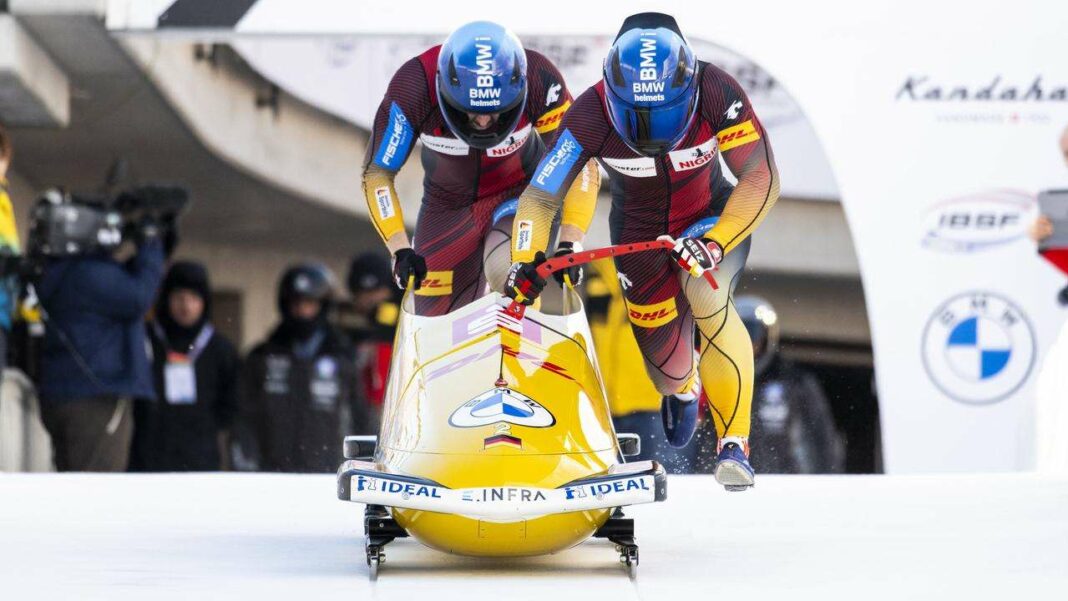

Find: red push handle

[504,239,718,319]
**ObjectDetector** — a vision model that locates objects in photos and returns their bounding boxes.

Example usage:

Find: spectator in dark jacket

[239,263,369,473]
[130,261,239,472]
[37,234,164,472]
[344,251,402,433]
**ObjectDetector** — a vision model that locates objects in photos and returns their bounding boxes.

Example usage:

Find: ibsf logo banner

[922,292,1036,405]
[921,190,1036,252]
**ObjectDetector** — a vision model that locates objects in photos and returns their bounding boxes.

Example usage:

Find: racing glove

[660,235,723,278]
[505,251,547,306]
[551,241,584,287]
[391,248,427,290]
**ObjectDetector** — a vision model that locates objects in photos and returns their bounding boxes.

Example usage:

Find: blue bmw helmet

[603,13,699,157]
[436,21,528,150]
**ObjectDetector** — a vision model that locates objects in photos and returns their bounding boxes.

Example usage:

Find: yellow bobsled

[337,253,670,576]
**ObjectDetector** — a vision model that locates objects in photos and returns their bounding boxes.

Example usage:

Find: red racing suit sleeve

[525,51,599,238]
[511,89,605,263]
[526,50,574,145]
[700,66,780,253]
[362,56,435,244]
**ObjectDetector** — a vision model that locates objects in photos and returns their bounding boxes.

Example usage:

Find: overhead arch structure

[103,0,1067,472]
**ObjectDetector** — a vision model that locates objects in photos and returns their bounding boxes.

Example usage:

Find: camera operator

[240,263,371,473]
[33,191,173,472]
[0,123,20,368]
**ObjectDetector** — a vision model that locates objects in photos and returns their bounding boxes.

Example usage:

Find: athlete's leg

[483,214,513,293]
[615,251,697,396]
[411,201,491,316]
[681,237,753,440]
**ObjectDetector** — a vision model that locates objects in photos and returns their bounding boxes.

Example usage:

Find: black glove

[551,242,584,287]
[505,252,547,306]
[391,248,427,290]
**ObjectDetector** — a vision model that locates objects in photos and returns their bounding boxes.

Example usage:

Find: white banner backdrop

[230,35,840,200]
[106,0,1068,472]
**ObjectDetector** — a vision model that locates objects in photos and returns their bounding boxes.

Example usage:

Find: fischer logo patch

[420,133,470,156]
[373,102,414,168]
[603,156,657,178]
[487,124,531,158]
[414,271,453,297]
[716,119,760,152]
[373,187,395,220]
[669,138,717,172]
[515,220,533,251]
[533,129,582,194]
[627,297,678,328]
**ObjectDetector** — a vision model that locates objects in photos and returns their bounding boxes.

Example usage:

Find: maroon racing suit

[512,61,780,440]
[362,46,596,316]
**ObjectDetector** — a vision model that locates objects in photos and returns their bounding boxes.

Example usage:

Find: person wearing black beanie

[130,261,240,471]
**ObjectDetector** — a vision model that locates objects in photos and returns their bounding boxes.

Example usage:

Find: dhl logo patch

[533,100,571,134]
[626,297,678,328]
[716,119,760,152]
[415,270,453,296]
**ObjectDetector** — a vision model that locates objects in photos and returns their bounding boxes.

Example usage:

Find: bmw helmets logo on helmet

[603,13,699,157]
[436,21,528,150]
[922,291,1036,405]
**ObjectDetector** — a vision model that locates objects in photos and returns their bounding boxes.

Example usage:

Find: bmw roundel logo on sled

[449,388,556,428]
[922,292,1036,405]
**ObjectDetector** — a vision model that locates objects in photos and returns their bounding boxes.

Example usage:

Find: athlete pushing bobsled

[505,12,781,491]
[362,21,599,316]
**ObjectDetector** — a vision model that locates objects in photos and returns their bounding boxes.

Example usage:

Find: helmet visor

[604,80,698,157]
[438,73,526,150]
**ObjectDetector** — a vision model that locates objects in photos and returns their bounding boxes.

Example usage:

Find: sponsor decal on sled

[355,475,443,500]
[563,477,651,500]
[449,388,555,428]
[462,487,547,503]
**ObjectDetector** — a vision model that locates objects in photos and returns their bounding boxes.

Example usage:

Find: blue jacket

[37,240,165,404]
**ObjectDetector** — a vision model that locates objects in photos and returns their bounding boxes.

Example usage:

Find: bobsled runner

[337,241,715,577]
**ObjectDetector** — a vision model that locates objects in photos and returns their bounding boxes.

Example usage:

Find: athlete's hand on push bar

[505,252,548,307]
[658,234,723,279]
[503,240,718,319]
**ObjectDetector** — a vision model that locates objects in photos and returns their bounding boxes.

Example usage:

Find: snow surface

[1,473,1066,600]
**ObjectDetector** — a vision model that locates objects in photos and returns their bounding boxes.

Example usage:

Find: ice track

[1,473,1066,600]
